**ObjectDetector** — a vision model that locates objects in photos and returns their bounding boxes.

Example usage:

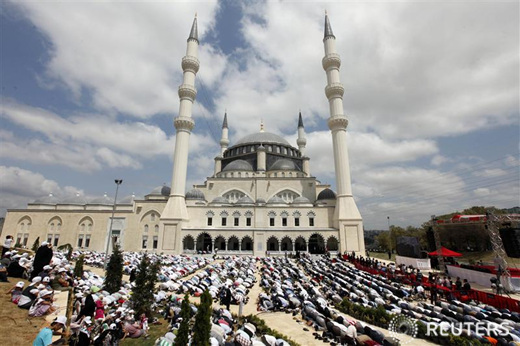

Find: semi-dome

[269,159,298,171]
[186,189,205,200]
[33,193,60,205]
[236,195,255,205]
[267,195,286,204]
[222,160,253,172]
[89,194,112,205]
[61,193,87,205]
[119,194,136,204]
[235,132,290,146]
[210,196,229,204]
[150,185,171,196]
[317,188,336,200]
[292,196,311,204]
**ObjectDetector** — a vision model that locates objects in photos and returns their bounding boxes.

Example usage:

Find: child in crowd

[6,280,25,304]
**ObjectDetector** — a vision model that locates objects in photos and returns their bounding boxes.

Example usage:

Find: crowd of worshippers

[258,256,397,345]
[157,295,292,345]
[157,256,256,310]
[299,255,520,345]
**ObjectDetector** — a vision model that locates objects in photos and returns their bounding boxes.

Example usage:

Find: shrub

[104,244,123,293]
[74,254,84,278]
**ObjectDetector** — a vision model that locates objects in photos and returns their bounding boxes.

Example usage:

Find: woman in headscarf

[30,241,53,280]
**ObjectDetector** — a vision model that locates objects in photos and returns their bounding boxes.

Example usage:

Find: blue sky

[1,1,518,229]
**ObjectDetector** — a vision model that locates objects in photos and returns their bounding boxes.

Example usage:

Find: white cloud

[214,1,518,141]
[473,188,490,197]
[11,1,224,118]
[431,155,450,166]
[473,169,508,178]
[0,166,83,215]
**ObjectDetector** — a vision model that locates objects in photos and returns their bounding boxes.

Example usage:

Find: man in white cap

[32,315,67,346]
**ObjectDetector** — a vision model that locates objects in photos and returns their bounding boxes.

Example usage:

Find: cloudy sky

[1,0,518,229]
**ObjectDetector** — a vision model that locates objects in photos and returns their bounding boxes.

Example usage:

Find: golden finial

[325,10,328,15]
[195,12,197,18]
[260,119,264,132]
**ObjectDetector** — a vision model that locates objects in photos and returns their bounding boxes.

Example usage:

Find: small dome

[89,194,112,205]
[61,193,87,205]
[256,198,266,204]
[235,132,290,146]
[210,196,229,204]
[236,195,255,205]
[267,195,286,204]
[33,193,60,205]
[269,159,298,171]
[186,189,205,200]
[150,185,171,196]
[119,194,136,204]
[222,160,253,172]
[317,188,336,200]
[292,196,311,204]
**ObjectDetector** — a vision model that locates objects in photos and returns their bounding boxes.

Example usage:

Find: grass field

[0,279,169,345]
[0,279,47,346]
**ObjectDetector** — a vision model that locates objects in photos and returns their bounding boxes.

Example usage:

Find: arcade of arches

[183,233,338,254]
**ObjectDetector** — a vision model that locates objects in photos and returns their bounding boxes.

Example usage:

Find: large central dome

[235,132,290,146]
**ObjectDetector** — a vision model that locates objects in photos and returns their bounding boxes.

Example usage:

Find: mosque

[3,14,365,257]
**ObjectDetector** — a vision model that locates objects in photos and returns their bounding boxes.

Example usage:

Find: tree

[376,232,390,251]
[31,237,40,252]
[74,254,84,278]
[104,244,123,293]
[174,293,192,346]
[131,255,156,317]
[192,290,212,346]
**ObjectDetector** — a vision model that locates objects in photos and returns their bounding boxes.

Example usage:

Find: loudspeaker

[396,236,421,258]
[499,228,520,258]
[426,228,436,252]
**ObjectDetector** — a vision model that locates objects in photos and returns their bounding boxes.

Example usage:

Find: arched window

[220,211,228,227]
[154,225,159,233]
[268,211,276,227]
[245,211,253,227]
[232,211,241,227]
[223,190,245,203]
[280,211,289,227]
[307,211,316,227]
[276,190,299,204]
[150,213,156,222]
[293,211,301,227]
[144,225,149,232]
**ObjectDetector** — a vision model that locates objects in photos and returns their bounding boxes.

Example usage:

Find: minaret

[161,15,200,252]
[220,112,229,155]
[296,111,306,155]
[322,12,364,255]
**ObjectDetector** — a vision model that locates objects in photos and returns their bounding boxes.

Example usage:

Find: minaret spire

[220,112,229,155]
[189,14,198,42]
[324,11,335,40]
[296,111,306,154]
[322,13,364,255]
[161,14,200,252]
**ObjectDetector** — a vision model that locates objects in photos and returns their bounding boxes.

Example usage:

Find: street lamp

[104,179,123,268]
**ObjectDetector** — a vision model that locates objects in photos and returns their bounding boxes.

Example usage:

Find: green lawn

[121,315,170,346]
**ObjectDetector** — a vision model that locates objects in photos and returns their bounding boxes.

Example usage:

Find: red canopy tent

[428,247,462,257]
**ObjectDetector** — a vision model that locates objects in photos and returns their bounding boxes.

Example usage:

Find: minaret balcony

[178,84,197,101]
[174,116,195,131]
[322,53,341,70]
[328,115,349,131]
[181,56,200,73]
[325,83,345,100]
